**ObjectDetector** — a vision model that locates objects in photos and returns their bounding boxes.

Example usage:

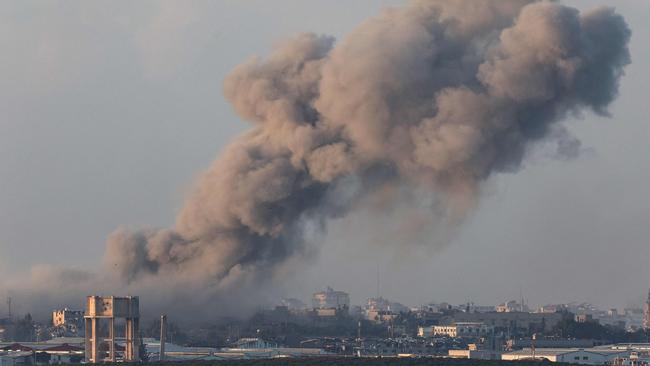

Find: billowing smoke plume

[97,0,630,315]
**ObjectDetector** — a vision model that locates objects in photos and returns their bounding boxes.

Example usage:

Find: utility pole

[160,315,167,361]
[531,333,537,360]
[357,320,362,357]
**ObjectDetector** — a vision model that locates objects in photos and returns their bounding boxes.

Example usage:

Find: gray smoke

[100,0,630,314]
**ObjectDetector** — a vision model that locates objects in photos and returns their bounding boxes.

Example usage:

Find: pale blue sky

[0,0,648,311]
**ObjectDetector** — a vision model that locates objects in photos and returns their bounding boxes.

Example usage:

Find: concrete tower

[84,296,140,363]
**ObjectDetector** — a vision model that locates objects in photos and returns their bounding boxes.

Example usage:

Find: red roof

[2,343,33,352]
[43,343,84,353]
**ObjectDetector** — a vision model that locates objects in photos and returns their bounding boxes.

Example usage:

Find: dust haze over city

[0,0,648,329]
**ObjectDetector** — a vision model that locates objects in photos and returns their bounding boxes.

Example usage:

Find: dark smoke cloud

[4,0,630,319]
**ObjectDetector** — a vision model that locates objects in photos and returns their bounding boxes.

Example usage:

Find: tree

[13,314,36,342]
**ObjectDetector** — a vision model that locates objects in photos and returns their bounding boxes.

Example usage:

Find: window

[583,357,589,360]
[574,356,580,360]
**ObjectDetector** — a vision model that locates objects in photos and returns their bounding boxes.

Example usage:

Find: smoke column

[97,0,630,314]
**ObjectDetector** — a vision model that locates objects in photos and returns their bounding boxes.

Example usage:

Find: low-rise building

[42,344,84,364]
[315,308,337,317]
[0,351,34,366]
[449,349,502,360]
[437,322,492,338]
[537,304,568,313]
[421,322,492,338]
[0,338,85,364]
[450,311,562,333]
[576,314,596,323]
[449,343,502,359]
[279,298,307,312]
[366,310,397,323]
[496,300,527,313]
[509,337,604,349]
[502,348,629,365]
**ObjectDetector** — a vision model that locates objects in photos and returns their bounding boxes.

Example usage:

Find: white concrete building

[432,322,492,338]
[502,348,629,365]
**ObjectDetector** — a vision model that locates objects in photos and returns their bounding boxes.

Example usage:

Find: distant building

[417,326,434,338]
[449,344,502,360]
[0,340,84,365]
[42,343,85,363]
[496,300,528,313]
[315,308,337,317]
[471,305,497,313]
[418,323,493,338]
[233,338,278,349]
[420,303,449,313]
[280,298,307,311]
[509,337,604,349]
[432,322,492,338]
[623,308,644,331]
[502,347,629,365]
[364,297,407,323]
[365,297,408,313]
[451,311,563,333]
[312,287,349,311]
[366,310,397,323]
[0,319,11,342]
[0,350,34,366]
[52,309,84,329]
[596,310,628,330]
[575,314,595,323]
[536,304,567,313]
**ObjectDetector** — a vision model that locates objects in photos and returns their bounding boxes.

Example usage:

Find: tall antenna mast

[376,264,380,299]
[6,297,11,318]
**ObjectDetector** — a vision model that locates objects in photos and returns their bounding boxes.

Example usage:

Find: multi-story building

[280,298,307,312]
[422,322,493,338]
[496,300,528,313]
[575,314,595,323]
[623,308,644,331]
[365,297,408,313]
[52,309,84,328]
[364,297,408,322]
[312,287,350,311]
[450,311,563,333]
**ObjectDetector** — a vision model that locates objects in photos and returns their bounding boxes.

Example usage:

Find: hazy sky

[0,0,648,314]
